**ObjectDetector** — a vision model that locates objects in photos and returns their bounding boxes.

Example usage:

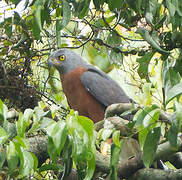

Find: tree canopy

[1,0,182,179]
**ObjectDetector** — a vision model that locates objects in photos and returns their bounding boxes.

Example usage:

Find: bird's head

[48,49,87,74]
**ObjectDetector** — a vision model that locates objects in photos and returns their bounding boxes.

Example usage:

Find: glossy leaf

[143,127,161,168]
[46,121,67,156]
[166,82,182,104]
[138,128,149,151]
[66,111,95,179]
[56,19,62,48]
[108,0,122,11]
[166,0,176,17]
[20,151,35,177]
[24,108,34,126]
[102,129,113,141]
[136,52,155,82]
[78,0,90,18]
[16,113,26,137]
[0,149,6,169]
[168,123,178,150]
[0,127,7,145]
[112,130,120,147]
[7,141,19,171]
[93,0,105,9]
[109,49,123,65]
[39,163,63,172]
[109,141,123,179]
[136,28,169,53]
[134,105,159,128]
[47,136,57,163]
[162,61,181,95]
[143,108,160,127]
[0,99,7,122]
[60,0,71,30]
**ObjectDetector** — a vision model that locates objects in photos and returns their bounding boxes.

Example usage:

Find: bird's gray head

[48,49,88,74]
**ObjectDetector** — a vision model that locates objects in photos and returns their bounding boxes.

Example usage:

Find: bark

[130,168,182,180]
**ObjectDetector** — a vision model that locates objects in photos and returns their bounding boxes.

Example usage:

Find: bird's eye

[59,55,65,61]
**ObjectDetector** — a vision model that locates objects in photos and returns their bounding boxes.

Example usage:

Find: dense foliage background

[1,0,182,179]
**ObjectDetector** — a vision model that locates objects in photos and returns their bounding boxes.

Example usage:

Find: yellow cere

[59,55,65,61]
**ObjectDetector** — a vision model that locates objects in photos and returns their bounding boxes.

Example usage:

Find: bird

[48,49,131,123]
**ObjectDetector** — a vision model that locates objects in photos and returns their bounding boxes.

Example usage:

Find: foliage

[0,99,95,179]
[1,0,182,179]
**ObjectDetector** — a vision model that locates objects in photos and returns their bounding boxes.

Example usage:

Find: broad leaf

[166,82,182,105]
[109,141,123,179]
[168,123,178,150]
[39,163,63,172]
[20,151,35,177]
[7,141,19,171]
[47,136,57,163]
[136,52,155,82]
[0,127,8,145]
[112,130,120,147]
[46,121,68,155]
[143,127,161,168]
[0,149,6,169]
[136,28,169,53]
[16,113,26,137]
[60,0,71,30]
[138,128,149,151]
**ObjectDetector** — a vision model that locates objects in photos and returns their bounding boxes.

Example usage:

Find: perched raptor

[48,49,130,123]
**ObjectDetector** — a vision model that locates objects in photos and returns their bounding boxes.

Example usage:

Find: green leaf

[138,128,149,151]
[78,0,90,18]
[109,141,123,179]
[56,18,61,48]
[176,102,182,131]
[0,148,6,169]
[143,127,161,168]
[0,127,8,144]
[168,123,178,150]
[60,0,71,30]
[16,113,26,137]
[39,163,63,172]
[166,0,176,17]
[31,152,38,171]
[47,136,57,163]
[136,28,169,53]
[24,108,34,126]
[0,99,8,122]
[136,52,155,82]
[13,11,21,25]
[7,141,19,171]
[109,49,123,65]
[93,0,105,9]
[166,82,182,104]
[108,0,122,11]
[134,105,159,128]
[107,32,121,46]
[162,61,181,95]
[45,121,68,155]
[102,129,113,141]
[143,108,160,127]
[112,130,120,147]
[136,0,143,15]
[15,136,28,149]
[20,151,35,177]
[66,111,95,179]
[142,83,152,105]
[5,23,12,38]
[84,152,95,180]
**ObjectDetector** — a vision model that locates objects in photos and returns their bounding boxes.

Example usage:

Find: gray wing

[80,67,130,108]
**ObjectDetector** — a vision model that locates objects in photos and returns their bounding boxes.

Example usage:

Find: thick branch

[130,168,182,180]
